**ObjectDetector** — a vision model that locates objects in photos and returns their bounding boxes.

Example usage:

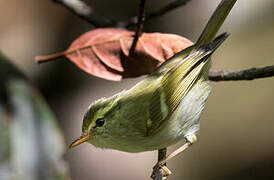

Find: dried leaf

[36,28,193,81]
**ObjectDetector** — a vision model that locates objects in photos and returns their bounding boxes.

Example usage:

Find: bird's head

[69,96,119,149]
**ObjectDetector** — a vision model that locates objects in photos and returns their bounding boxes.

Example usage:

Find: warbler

[70,0,237,177]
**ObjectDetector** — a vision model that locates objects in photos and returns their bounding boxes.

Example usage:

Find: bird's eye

[95,118,105,127]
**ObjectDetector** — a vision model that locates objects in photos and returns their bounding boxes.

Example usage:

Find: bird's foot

[151,162,172,179]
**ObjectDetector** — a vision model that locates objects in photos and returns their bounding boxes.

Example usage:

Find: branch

[125,0,192,28]
[129,0,146,56]
[147,0,192,20]
[52,0,192,28]
[209,65,274,81]
[52,0,117,27]
[152,148,167,180]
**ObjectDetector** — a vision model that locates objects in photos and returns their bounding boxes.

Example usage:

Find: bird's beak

[69,134,91,149]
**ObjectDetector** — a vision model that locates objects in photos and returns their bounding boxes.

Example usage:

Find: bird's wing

[147,51,208,136]
[147,33,228,135]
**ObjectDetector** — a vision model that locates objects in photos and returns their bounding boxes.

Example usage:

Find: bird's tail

[196,0,237,47]
[157,0,237,73]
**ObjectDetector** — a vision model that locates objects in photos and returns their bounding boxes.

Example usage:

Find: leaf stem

[35,51,65,64]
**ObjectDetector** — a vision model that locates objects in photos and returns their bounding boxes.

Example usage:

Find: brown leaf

[36,28,193,81]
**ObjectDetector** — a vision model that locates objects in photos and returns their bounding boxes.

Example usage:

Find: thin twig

[147,0,192,20]
[52,0,117,27]
[52,0,192,28]
[209,65,274,81]
[129,0,146,56]
[152,148,167,180]
[126,0,192,28]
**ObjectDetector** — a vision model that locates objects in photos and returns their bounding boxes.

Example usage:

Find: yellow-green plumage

[81,34,228,152]
[76,0,237,153]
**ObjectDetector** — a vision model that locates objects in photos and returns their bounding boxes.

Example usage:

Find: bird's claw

[151,162,172,179]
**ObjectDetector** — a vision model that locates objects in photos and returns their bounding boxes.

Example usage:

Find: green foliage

[0,53,70,180]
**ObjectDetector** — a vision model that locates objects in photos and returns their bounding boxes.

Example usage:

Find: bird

[69,0,237,177]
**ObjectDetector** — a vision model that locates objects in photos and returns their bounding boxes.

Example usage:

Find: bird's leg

[151,134,197,179]
[160,134,197,164]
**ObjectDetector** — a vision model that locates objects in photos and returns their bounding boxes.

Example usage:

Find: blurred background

[0,0,274,179]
